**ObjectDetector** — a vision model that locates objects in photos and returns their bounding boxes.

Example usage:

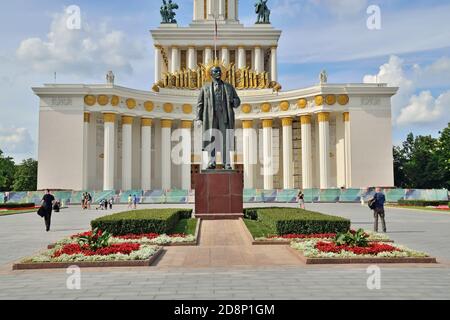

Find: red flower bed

[315,241,399,255]
[269,233,337,239]
[53,243,140,258]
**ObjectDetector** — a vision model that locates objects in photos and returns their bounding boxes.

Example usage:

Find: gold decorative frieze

[242,120,253,129]
[161,119,173,128]
[318,112,330,122]
[297,98,307,109]
[84,95,96,106]
[182,104,193,114]
[338,94,350,105]
[126,99,136,110]
[163,103,174,113]
[181,120,193,129]
[141,118,153,127]
[281,117,293,127]
[315,95,324,106]
[97,95,109,106]
[343,112,350,122]
[325,95,336,105]
[103,113,116,123]
[152,60,281,92]
[122,116,134,125]
[144,101,154,112]
[280,101,290,111]
[261,103,271,113]
[262,119,273,128]
[111,95,120,106]
[241,104,252,114]
[300,115,311,125]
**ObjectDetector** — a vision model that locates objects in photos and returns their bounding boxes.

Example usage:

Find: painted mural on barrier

[1,188,448,205]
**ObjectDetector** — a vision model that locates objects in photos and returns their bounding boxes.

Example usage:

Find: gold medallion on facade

[126,98,137,110]
[144,101,154,112]
[182,104,193,114]
[97,95,109,106]
[163,103,174,113]
[315,95,324,106]
[338,94,350,105]
[325,95,336,105]
[111,95,120,106]
[84,95,96,106]
[297,98,308,109]
[280,101,290,111]
[261,103,271,113]
[241,104,252,114]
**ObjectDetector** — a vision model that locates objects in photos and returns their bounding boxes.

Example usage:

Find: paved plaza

[0,203,449,300]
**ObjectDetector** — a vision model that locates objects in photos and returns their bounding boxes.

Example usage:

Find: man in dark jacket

[41,189,55,232]
[196,65,241,169]
[372,188,387,233]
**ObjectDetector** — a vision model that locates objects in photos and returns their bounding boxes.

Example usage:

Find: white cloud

[397,91,450,126]
[16,8,146,77]
[364,55,450,127]
[0,127,35,156]
[309,0,368,17]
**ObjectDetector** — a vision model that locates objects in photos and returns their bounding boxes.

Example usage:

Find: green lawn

[171,218,198,235]
[243,219,276,238]
[388,205,450,213]
[0,209,36,217]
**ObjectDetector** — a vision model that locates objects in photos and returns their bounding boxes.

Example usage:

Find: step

[195,213,244,220]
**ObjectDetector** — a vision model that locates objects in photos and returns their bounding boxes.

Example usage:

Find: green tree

[436,123,450,189]
[0,150,16,191]
[13,158,38,191]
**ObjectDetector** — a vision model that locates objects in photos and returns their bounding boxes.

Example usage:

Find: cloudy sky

[0,0,449,162]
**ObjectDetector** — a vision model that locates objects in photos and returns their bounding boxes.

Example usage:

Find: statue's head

[210,66,222,81]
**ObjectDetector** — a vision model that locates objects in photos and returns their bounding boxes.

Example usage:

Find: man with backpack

[369,188,387,233]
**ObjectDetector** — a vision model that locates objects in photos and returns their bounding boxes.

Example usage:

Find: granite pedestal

[194,170,244,220]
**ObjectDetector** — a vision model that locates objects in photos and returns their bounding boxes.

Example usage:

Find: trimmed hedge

[91,209,192,235]
[0,203,35,209]
[397,200,449,207]
[244,207,350,235]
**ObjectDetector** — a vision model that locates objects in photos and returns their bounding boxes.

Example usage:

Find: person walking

[87,193,92,210]
[109,197,113,210]
[371,187,387,233]
[297,190,305,209]
[127,195,132,209]
[133,194,138,210]
[41,189,55,232]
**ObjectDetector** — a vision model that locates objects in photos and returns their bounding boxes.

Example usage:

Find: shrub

[397,200,449,207]
[0,203,35,209]
[91,209,192,236]
[244,207,350,235]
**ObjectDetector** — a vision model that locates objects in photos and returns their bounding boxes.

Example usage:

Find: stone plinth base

[194,170,243,220]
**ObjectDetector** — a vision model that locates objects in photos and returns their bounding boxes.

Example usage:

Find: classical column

[318,112,330,189]
[154,46,162,82]
[207,0,213,18]
[171,46,180,73]
[204,47,213,64]
[242,120,255,189]
[121,116,133,191]
[282,117,294,189]
[300,115,313,189]
[161,119,172,190]
[188,47,197,70]
[181,120,192,190]
[219,0,225,18]
[254,46,263,73]
[103,113,116,191]
[344,112,352,187]
[262,119,274,190]
[82,113,90,190]
[238,46,246,69]
[141,118,152,191]
[270,47,278,82]
[221,47,229,65]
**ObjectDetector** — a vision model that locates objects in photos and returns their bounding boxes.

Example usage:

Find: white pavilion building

[33,0,398,192]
